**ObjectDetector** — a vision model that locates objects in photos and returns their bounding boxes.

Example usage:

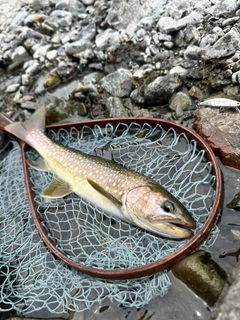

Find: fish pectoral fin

[27,157,51,172]
[87,178,122,207]
[41,178,72,198]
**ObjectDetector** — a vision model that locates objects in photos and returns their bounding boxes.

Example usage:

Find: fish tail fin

[4,106,46,143]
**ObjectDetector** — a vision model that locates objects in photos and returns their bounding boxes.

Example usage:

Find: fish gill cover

[0,122,219,315]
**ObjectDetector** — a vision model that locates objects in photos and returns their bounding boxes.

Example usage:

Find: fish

[4,106,196,239]
[198,98,240,112]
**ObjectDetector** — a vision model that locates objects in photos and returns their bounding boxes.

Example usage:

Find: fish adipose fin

[41,178,72,198]
[4,106,46,144]
[27,157,51,172]
[87,178,122,207]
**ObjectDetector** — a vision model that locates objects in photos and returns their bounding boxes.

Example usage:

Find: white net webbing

[0,122,219,315]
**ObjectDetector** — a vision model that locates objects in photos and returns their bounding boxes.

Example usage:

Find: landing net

[0,122,219,315]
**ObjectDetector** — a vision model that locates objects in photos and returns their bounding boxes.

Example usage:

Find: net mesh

[0,122,219,315]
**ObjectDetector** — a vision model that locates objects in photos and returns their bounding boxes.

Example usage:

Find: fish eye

[162,200,175,213]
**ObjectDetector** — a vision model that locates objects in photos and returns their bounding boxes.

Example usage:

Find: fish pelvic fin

[41,178,72,198]
[4,106,46,144]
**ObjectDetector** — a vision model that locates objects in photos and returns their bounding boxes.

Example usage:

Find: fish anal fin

[27,157,51,172]
[87,178,122,207]
[41,178,72,198]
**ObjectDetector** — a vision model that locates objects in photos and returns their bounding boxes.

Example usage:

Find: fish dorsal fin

[87,178,122,207]
[27,157,51,172]
[41,178,72,198]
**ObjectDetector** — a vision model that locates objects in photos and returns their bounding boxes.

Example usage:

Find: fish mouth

[149,218,196,239]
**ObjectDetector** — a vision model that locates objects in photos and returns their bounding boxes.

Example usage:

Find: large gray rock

[99,68,133,98]
[211,260,240,319]
[95,29,121,51]
[144,74,182,105]
[202,28,240,60]
[65,40,92,56]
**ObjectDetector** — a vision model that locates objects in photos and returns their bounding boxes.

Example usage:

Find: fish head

[123,183,196,239]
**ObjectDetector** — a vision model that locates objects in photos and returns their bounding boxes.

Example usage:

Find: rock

[30,0,49,11]
[24,60,41,75]
[57,61,78,82]
[130,88,145,104]
[43,68,61,88]
[95,29,121,52]
[105,0,163,32]
[32,43,52,60]
[99,68,133,98]
[200,34,219,47]
[158,17,186,34]
[11,46,30,64]
[46,49,58,61]
[76,21,96,42]
[65,39,92,56]
[50,10,73,27]
[184,45,202,60]
[231,71,240,84]
[37,22,55,36]
[169,66,188,79]
[81,0,95,4]
[44,96,80,125]
[193,107,240,169]
[6,83,20,93]
[144,74,182,105]
[21,74,30,86]
[208,77,232,92]
[139,16,155,31]
[222,16,240,27]
[169,91,193,117]
[202,28,240,61]
[227,192,240,211]
[211,259,240,319]
[55,0,80,11]
[24,14,47,26]
[4,11,29,30]
[158,11,202,34]
[212,0,239,17]
[133,64,154,79]
[20,26,43,40]
[172,250,227,307]
[189,85,203,99]
[105,97,130,117]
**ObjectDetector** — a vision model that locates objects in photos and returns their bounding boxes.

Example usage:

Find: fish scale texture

[0,122,219,315]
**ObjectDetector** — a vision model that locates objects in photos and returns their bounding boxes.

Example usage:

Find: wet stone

[99,68,133,98]
[144,74,182,106]
[57,61,78,82]
[50,10,73,27]
[95,29,121,51]
[105,97,130,118]
[211,259,240,320]
[193,107,240,169]
[189,85,203,99]
[227,192,240,211]
[202,28,240,61]
[6,83,20,93]
[172,250,227,307]
[43,68,61,89]
[65,40,92,57]
[169,91,193,117]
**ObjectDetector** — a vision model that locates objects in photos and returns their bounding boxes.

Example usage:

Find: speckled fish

[198,98,240,112]
[4,106,196,239]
